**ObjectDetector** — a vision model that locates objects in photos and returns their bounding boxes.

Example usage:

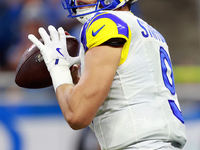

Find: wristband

[49,60,73,91]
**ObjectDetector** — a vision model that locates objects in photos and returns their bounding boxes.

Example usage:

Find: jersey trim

[102,38,126,46]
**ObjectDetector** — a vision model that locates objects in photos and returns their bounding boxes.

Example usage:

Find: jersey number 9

[160,47,184,124]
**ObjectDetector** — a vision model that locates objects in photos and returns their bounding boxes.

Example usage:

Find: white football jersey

[79,11,187,150]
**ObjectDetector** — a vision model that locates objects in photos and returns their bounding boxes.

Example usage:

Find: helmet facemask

[61,0,137,23]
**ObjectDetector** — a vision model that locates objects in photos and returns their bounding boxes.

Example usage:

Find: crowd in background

[0,0,141,71]
[0,0,82,71]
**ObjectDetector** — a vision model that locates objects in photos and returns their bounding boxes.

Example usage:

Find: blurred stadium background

[0,0,199,149]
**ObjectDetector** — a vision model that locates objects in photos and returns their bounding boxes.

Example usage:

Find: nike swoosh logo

[56,48,64,57]
[92,25,105,37]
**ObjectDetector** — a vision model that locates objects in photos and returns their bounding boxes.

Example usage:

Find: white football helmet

[61,0,138,23]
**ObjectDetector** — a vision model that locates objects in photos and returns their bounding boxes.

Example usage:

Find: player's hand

[28,25,80,91]
[28,25,80,71]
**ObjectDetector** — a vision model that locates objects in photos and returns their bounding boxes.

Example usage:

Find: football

[15,35,79,89]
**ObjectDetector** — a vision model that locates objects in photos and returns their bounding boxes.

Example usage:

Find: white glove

[28,25,80,91]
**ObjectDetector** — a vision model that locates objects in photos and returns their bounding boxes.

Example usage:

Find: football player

[28,0,187,149]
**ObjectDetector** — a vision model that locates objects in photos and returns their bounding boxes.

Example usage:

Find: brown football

[15,35,79,89]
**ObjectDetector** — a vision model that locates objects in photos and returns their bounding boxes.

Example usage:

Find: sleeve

[85,12,130,51]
